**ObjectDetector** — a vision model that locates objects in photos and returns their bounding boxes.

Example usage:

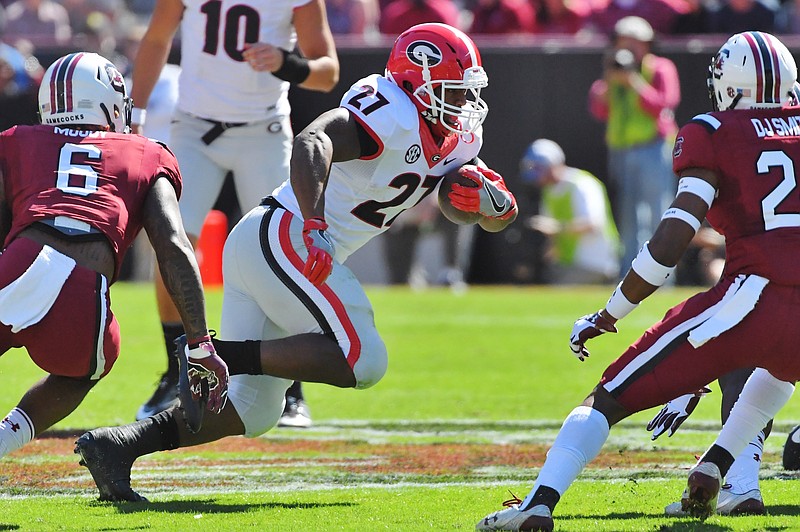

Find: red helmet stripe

[64,52,83,112]
[743,33,765,103]
[49,53,84,114]
[48,55,67,114]
[764,34,782,102]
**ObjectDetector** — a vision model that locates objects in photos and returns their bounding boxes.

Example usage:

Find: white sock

[724,430,764,494]
[521,405,610,507]
[716,368,794,462]
[0,407,35,459]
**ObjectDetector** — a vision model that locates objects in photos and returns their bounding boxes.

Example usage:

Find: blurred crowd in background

[2,0,798,101]
[3,0,796,135]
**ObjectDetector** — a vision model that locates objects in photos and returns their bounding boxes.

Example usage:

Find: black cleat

[135,371,178,421]
[175,334,207,433]
[74,429,148,502]
[783,424,800,470]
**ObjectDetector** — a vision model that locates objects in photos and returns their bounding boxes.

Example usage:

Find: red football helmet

[386,23,488,137]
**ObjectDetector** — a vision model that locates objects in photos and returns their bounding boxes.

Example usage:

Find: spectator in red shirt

[379,0,461,35]
[469,0,535,34]
[587,0,687,35]
[707,0,776,34]
[533,0,590,34]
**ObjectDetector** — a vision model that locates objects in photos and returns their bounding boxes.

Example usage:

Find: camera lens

[613,49,635,70]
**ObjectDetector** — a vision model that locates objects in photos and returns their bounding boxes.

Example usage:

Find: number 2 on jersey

[759,150,800,230]
[352,174,441,228]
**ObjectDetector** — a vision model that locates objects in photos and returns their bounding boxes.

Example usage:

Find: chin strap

[726,93,743,110]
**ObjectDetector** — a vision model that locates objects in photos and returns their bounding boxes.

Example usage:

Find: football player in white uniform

[74,23,517,502]
[129,0,339,423]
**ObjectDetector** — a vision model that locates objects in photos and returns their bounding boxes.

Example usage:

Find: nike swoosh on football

[484,181,508,213]
[792,427,800,444]
[443,157,457,165]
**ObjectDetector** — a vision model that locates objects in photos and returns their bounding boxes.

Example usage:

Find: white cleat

[716,487,765,515]
[476,504,553,531]
[667,485,765,517]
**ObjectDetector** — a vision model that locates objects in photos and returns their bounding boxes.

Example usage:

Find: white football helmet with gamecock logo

[708,31,797,111]
[386,23,488,137]
[38,52,132,132]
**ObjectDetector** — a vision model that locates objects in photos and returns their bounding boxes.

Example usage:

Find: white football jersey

[273,74,483,262]
[177,0,310,122]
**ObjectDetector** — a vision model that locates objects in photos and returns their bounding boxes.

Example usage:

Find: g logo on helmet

[406,41,442,67]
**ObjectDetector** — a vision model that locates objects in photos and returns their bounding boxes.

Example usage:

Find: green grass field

[1,284,799,530]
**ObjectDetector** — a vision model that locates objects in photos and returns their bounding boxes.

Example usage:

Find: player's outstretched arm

[129,0,182,134]
[294,0,339,92]
[569,167,718,359]
[291,108,368,285]
[141,177,210,346]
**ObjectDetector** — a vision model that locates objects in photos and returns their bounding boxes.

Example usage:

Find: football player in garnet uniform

[479,31,800,531]
[74,23,516,502]
[0,53,228,466]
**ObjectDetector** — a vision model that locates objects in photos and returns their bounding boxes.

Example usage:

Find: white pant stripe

[604,275,746,393]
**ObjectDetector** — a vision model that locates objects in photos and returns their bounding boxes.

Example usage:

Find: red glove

[186,340,229,414]
[302,217,335,286]
[449,165,517,220]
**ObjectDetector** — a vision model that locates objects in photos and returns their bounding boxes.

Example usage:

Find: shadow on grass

[0,525,20,530]
[558,512,733,531]
[104,499,356,515]
[559,509,800,531]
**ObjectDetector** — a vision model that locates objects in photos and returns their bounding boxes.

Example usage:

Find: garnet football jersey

[0,125,182,280]
[673,108,800,284]
[273,74,483,262]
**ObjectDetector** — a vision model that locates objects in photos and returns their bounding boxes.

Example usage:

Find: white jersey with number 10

[178,0,310,122]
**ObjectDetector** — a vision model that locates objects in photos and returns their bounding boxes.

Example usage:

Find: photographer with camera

[588,16,680,278]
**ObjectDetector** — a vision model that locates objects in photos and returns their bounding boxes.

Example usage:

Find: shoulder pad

[147,137,176,156]
[689,113,722,134]
[340,75,418,142]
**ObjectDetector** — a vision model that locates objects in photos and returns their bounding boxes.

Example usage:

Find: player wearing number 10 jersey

[0,52,226,469]
[74,23,517,503]
[130,0,339,422]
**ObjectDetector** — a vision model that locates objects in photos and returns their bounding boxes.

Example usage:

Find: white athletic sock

[0,407,35,459]
[724,430,765,494]
[521,405,610,506]
[715,368,794,463]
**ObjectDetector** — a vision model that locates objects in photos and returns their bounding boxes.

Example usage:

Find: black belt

[260,196,285,209]
[200,118,249,145]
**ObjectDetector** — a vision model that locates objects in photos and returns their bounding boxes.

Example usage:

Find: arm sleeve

[588,79,609,121]
[672,120,717,175]
[637,57,681,117]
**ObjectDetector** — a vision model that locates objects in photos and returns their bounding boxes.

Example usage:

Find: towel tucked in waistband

[0,245,76,332]
[687,274,768,348]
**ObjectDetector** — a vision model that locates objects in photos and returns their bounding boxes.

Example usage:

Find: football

[437,168,482,225]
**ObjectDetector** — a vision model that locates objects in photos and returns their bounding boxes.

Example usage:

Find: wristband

[605,282,638,320]
[273,49,311,84]
[631,242,674,286]
[186,341,215,359]
[677,177,716,208]
[187,334,212,350]
[661,207,701,233]
[130,107,147,125]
